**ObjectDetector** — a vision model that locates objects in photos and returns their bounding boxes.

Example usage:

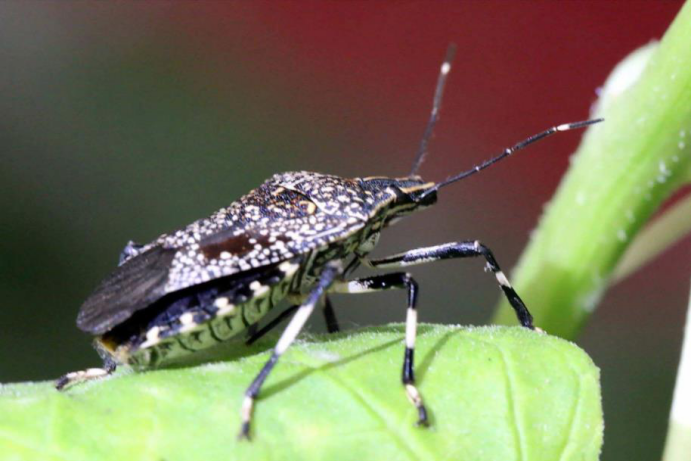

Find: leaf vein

[494,343,525,461]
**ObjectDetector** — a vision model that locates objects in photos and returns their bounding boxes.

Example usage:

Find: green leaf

[0,325,601,461]
[493,1,691,339]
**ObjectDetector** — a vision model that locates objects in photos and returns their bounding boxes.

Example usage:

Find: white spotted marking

[249,280,270,297]
[221,305,236,315]
[405,383,422,405]
[278,261,299,275]
[66,367,111,382]
[146,326,160,342]
[333,281,370,294]
[495,271,511,288]
[396,256,433,268]
[214,297,229,309]
[180,312,195,325]
[441,62,451,75]
[179,322,199,334]
[217,300,236,315]
[405,308,417,348]
[139,326,162,348]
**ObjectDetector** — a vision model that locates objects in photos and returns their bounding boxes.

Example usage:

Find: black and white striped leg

[238,263,340,440]
[331,272,428,426]
[246,305,299,346]
[246,296,340,346]
[368,240,536,330]
[55,355,117,390]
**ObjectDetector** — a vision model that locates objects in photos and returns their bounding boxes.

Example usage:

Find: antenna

[421,118,604,197]
[409,44,456,176]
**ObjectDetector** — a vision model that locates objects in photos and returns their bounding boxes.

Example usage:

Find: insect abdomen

[98,259,301,368]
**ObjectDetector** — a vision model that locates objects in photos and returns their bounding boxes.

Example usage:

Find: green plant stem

[662,292,692,461]
[492,1,691,339]
[612,193,690,284]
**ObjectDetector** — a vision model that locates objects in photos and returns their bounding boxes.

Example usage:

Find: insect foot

[237,264,340,441]
[405,383,430,427]
[56,355,117,390]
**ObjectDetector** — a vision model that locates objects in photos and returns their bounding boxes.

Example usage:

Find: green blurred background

[0,2,688,460]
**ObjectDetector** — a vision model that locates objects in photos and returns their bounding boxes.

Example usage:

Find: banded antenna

[420,118,604,198]
[409,44,457,176]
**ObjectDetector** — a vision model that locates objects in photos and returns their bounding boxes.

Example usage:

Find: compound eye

[297,200,317,215]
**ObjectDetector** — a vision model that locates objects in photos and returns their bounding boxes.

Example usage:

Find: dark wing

[77,173,370,335]
[77,247,175,335]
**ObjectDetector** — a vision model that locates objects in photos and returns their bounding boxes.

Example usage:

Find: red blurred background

[0,2,688,460]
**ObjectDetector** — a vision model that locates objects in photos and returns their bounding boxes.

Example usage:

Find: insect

[56,45,602,440]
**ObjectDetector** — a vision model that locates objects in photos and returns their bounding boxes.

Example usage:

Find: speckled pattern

[76,171,434,365]
[130,171,393,291]
[121,260,301,367]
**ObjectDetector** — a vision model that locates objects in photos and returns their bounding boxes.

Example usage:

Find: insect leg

[238,263,340,440]
[331,273,428,426]
[366,240,535,329]
[55,355,117,390]
[323,296,340,333]
[245,305,299,346]
[246,323,259,339]
[246,295,339,346]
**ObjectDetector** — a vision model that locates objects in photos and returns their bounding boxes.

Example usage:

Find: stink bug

[57,45,603,440]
